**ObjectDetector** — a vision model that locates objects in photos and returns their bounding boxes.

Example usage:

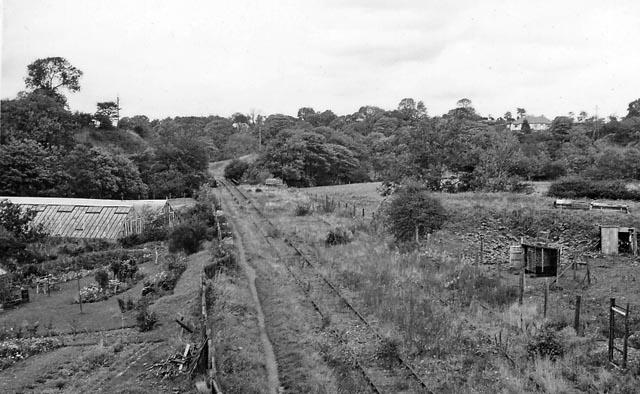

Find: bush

[445,265,518,306]
[224,159,249,181]
[70,249,144,271]
[294,203,312,216]
[326,227,352,246]
[241,163,272,185]
[385,184,447,242]
[136,305,158,332]
[119,216,169,247]
[94,269,109,289]
[526,325,565,361]
[168,221,209,254]
[548,177,640,200]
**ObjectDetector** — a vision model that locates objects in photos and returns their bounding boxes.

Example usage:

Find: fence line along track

[217,179,433,394]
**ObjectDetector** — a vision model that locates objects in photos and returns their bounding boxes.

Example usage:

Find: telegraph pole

[116,95,121,127]
[594,105,599,139]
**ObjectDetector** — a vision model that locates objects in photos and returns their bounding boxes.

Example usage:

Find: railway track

[217,179,433,394]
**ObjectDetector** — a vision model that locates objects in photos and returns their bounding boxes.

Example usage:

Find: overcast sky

[2,0,639,120]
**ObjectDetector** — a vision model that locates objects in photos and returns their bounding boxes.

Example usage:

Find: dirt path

[226,200,281,394]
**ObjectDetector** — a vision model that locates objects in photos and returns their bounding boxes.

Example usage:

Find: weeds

[136,304,158,332]
[325,227,352,246]
[295,203,312,216]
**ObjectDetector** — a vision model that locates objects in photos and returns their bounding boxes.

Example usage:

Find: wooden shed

[1,197,175,240]
[600,226,638,255]
[521,241,560,277]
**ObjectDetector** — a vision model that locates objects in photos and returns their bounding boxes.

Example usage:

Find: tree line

[3,57,640,198]
[1,57,210,199]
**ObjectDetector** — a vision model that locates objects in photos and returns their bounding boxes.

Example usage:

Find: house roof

[512,115,552,125]
[0,197,172,239]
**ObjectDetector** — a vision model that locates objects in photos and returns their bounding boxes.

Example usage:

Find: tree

[516,108,526,119]
[627,98,640,118]
[448,99,478,120]
[231,112,250,130]
[119,115,151,137]
[0,139,58,196]
[0,200,46,243]
[1,91,77,147]
[95,101,119,130]
[224,159,249,181]
[521,119,531,133]
[457,98,472,109]
[297,107,316,121]
[504,111,514,122]
[24,57,83,103]
[578,111,588,122]
[59,146,148,199]
[397,98,427,122]
[549,116,574,137]
[385,184,447,243]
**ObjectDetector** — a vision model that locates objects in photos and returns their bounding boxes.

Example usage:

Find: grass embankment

[248,183,640,393]
[205,241,270,394]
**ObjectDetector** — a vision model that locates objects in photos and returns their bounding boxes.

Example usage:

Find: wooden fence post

[362,208,365,217]
[609,298,615,362]
[574,295,581,335]
[519,270,525,305]
[543,279,549,318]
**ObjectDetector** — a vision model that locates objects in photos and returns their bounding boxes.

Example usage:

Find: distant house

[510,115,552,132]
[0,197,175,240]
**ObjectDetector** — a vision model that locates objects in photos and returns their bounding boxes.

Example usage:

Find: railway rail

[217,178,433,394]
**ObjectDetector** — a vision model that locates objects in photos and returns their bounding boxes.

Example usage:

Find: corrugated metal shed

[1,197,174,240]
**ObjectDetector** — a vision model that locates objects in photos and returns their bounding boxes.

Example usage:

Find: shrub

[94,269,110,289]
[241,163,272,184]
[119,216,169,247]
[294,203,312,216]
[223,159,249,181]
[445,265,517,306]
[70,249,144,271]
[169,221,209,254]
[136,305,158,332]
[526,325,565,361]
[385,184,447,242]
[548,177,640,200]
[326,227,352,246]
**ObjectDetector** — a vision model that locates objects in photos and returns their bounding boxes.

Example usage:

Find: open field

[236,181,640,393]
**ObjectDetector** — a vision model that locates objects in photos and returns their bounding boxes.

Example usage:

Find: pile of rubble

[145,338,208,380]
[452,217,601,265]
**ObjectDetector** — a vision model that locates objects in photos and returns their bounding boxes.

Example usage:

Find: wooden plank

[612,306,627,316]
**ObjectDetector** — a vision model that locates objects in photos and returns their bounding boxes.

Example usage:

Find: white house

[510,115,552,132]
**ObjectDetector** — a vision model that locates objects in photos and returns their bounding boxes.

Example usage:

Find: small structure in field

[1,197,175,240]
[264,178,284,187]
[600,225,638,255]
[553,199,591,211]
[591,202,630,214]
[521,241,560,277]
[553,200,629,213]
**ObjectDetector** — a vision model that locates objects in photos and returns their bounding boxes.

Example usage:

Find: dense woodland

[2,57,640,199]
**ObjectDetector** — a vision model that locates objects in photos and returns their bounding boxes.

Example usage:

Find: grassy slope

[74,128,150,155]
[250,182,640,393]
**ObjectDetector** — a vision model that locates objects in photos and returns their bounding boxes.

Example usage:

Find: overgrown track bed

[218,179,433,394]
